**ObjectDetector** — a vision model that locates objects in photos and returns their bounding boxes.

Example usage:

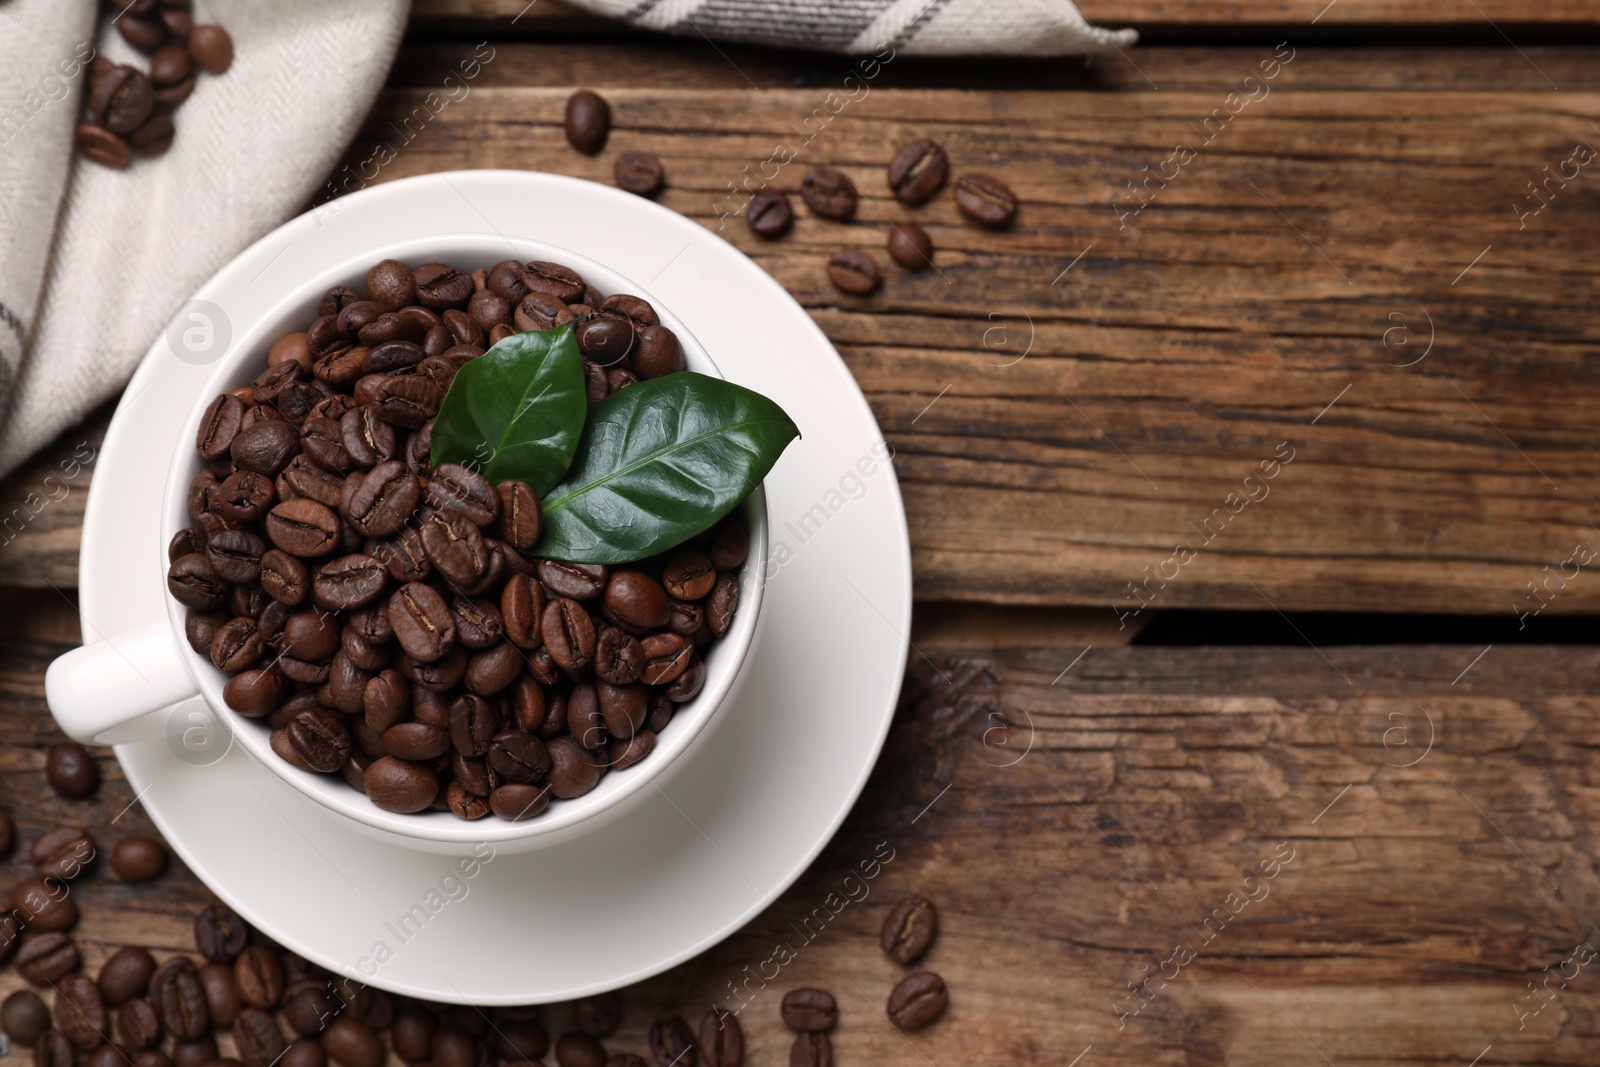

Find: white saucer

[77,171,912,1004]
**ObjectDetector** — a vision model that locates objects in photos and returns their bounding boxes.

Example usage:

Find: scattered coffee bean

[556,1032,607,1067]
[199,964,241,1029]
[117,996,163,1050]
[801,167,857,220]
[46,742,98,798]
[887,223,934,271]
[573,993,621,1038]
[235,1007,287,1067]
[34,1029,74,1067]
[698,1009,742,1067]
[99,946,157,1006]
[76,123,131,168]
[2,991,51,1047]
[780,989,837,1032]
[788,1032,831,1067]
[886,972,947,1030]
[80,18,231,167]
[53,973,106,1050]
[615,153,665,197]
[954,173,1018,227]
[647,1018,695,1067]
[32,828,95,881]
[565,91,611,155]
[881,895,938,963]
[322,1017,384,1067]
[189,26,235,75]
[492,1020,550,1061]
[195,904,249,963]
[17,934,79,985]
[827,250,881,295]
[14,879,77,932]
[887,139,948,204]
[747,190,794,239]
[235,944,284,1008]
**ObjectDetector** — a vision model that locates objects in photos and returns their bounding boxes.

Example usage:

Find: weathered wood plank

[319,84,1600,616]
[409,0,1600,30]
[4,623,1596,1063]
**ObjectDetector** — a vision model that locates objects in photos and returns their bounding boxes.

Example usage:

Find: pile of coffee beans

[167,257,745,821]
[76,0,234,168]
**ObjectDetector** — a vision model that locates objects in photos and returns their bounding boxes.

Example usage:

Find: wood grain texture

[408,0,1600,29]
[320,76,1600,615]
[4,624,1597,1063]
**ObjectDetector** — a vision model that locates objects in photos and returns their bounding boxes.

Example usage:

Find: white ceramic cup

[45,233,768,854]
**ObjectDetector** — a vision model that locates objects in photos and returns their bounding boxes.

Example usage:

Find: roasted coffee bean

[234,1008,286,1067]
[369,527,430,583]
[114,8,166,50]
[546,737,600,799]
[781,989,837,1032]
[3,991,51,1047]
[172,527,207,563]
[887,972,947,1030]
[282,610,341,660]
[596,682,647,740]
[371,375,444,429]
[827,249,881,295]
[158,965,210,1040]
[607,365,638,392]
[611,729,655,771]
[887,222,934,270]
[420,508,488,585]
[489,783,550,821]
[661,551,715,599]
[414,264,474,310]
[648,1018,696,1067]
[198,965,241,1029]
[467,290,511,332]
[17,934,79,985]
[445,780,489,819]
[512,290,573,334]
[365,260,415,310]
[542,598,597,671]
[492,1019,550,1061]
[223,668,286,717]
[338,301,386,340]
[698,1010,742,1067]
[321,1017,383,1067]
[641,632,691,685]
[188,25,234,73]
[281,984,340,1038]
[576,317,634,367]
[75,122,131,167]
[287,708,352,773]
[169,553,226,609]
[602,293,659,327]
[55,973,106,1049]
[363,669,410,730]
[195,904,249,963]
[426,464,497,525]
[400,645,468,691]
[302,417,355,474]
[557,1032,607,1067]
[494,481,541,549]
[96,947,154,1009]
[30,828,93,884]
[390,583,456,662]
[747,189,793,238]
[204,524,264,585]
[430,1023,478,1067]
[260,550,310,605]
[390,1007,435,1062]
[605,570,670,629]
[788,1033,831,1067]
[282,456,346,509]
[364,757,438,814]
[266,499,341,557]
[451,597,503,649]
[92,65,153,134]
[117,996,162,1050]
[217,471,275,524]
[441,309,483,347]
[35,1030,76,1067]
[198,395,247,459]
[565,91,610,154]
[954,172,1017,227]
[44,741,98,799]
[502,573,545,648]
[340,407,398,470]
[344,461,419,537]
[881,895,938,963]
[149,43,193,86]
[574,994,621,1038]
[381,722,449,762]
[517,261,585,306]
[465,641,521,695]
[233,421,301,476]
[136,1051,177,1067]
[583,361,610,404]
[210,616,262,672]
[615,152,665,197]
[487,730,549,783]
[540,560,607,600]
[706,573,739,637]
[185,608,227,653]
[448,694,501,758]
[171,1037,217,1067]
[665,658,705,701]
[358,313,420,349]
[800,167,858,219]
[888,139,948,204]
[628,322,683,380]
[594,627,643,684]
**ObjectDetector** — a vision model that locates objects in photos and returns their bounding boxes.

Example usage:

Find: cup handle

[45,622,198,744]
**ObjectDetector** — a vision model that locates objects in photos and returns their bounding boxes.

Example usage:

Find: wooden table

[4,3,1600,1064]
